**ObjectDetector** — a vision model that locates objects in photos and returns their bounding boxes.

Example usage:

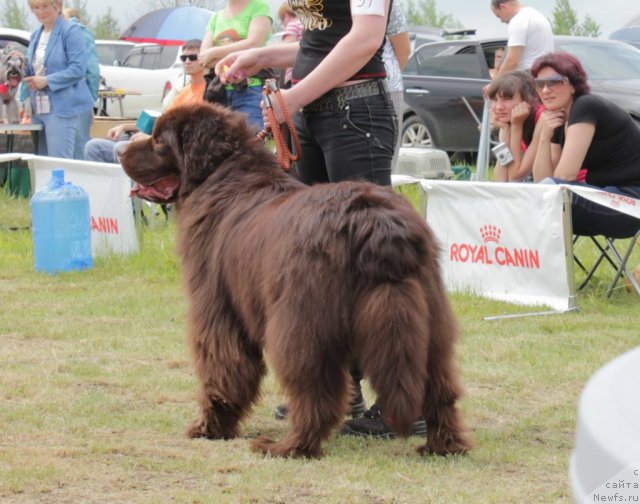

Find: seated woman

[531,52,640,238]
[487,70,543,182]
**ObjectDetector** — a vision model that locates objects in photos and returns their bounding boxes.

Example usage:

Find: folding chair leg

[574,232,640,296]
[605,235,640,297]
[577,237,616,291]
[573,236,589,275]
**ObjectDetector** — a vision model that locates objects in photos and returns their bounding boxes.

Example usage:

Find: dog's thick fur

[120,103,472,458]
[0,50,26,123]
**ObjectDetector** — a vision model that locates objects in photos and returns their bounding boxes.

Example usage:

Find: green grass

[1,190,639,503]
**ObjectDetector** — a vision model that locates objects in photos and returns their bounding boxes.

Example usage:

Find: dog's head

[0,50,27,90]
[120,103,260,204]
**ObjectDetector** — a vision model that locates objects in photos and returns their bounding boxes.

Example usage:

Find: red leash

[257,80,301,172]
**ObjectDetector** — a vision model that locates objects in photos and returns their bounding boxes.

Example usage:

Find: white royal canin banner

[561,184,640,220]
[26,155,138,256]
[393,176,573,311]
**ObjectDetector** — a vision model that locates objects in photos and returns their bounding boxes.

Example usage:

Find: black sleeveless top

[290,0,387,84]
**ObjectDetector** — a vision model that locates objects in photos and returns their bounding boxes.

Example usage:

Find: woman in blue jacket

[22,0,94,159]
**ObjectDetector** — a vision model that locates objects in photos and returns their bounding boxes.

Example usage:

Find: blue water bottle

[30,169,93,273]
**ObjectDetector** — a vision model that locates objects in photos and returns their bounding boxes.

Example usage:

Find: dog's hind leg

[352,278,430,438]
[251,306,352,458]
[417,280,473,456]
[186,309,266,441]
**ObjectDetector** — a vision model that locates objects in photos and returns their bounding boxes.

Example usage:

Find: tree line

[0,0,226,39]
[1,0,600,41]
[403,0,600,37]
[1,0,119,38]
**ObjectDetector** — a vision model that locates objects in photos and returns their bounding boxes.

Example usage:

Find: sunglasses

[534,74,568,91]
[180,54,198,62]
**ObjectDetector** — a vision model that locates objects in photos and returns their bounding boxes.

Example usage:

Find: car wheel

[401,115,432,148]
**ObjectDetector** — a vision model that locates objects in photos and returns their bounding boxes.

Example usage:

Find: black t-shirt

[290,1,387,84]
[552,94,640,187]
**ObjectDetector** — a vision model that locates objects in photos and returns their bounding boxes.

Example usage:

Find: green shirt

[206,0,272,45]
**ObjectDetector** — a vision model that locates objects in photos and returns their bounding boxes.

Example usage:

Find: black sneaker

[340,404,427,438]
[273,382,367,420]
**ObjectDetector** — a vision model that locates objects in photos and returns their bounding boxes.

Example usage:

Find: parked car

[402,36,640,157]
[0,27,29,54]
[0,31,135,67]
[99,43,182,117]
[408,26,476,51]
[95,40,135,66]
[609,26,640,48]
[408,25,444,51]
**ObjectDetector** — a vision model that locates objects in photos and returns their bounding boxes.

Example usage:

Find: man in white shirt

[491,0,553,75]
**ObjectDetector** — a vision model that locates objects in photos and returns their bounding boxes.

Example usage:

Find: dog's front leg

[185,311,266,440]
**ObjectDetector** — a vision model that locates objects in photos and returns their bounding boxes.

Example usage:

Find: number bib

[351,0,386,16]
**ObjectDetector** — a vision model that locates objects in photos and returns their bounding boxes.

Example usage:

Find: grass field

[1,191,638,503]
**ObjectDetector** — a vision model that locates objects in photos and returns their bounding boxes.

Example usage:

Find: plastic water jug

[30,169,93,273]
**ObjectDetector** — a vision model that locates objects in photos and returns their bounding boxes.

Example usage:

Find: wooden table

[98,89,141,117]
[0,122,43,151]
[0,123,43,196]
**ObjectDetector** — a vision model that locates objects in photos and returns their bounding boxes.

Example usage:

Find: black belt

[303,80,388,113]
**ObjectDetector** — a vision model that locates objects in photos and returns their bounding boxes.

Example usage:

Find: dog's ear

[180,105,249,184]
[151,104,254,197]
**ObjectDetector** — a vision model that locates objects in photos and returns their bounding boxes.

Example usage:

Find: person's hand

[490,117,509,130]
[510,102,531,126]
[488,108,508,130]
[108,124,126,140]
[130,132,150,142]
[23,76,48,91]
[260,87,304,127]
[538,110,566,141]
[197,47,216,69]
[215,49,262,84]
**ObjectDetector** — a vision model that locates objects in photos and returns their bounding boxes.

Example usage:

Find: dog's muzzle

[130,175,180,204]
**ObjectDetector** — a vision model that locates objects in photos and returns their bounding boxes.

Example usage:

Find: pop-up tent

[120,6,213,46]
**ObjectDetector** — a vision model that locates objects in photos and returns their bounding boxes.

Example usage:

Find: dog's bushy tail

[352,277,429,437]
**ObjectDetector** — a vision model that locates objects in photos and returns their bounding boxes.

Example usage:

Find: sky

[29,1,640,39]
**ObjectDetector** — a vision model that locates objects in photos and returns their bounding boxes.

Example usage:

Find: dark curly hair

[530,52,591,97]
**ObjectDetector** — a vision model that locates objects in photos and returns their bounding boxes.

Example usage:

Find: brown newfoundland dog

[120,103,472,458]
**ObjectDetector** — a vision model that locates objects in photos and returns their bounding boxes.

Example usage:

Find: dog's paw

[186,419,209,439]
[186,417,238,440]
[250,435,322,459]
[418,432,473,456]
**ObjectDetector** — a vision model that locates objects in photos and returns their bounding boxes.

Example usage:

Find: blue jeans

[294,92,396,186]
[84,138,130,163]
[225,85,263,131]
[545,177,640,238]
[74,109,94,161]
[31,110,92,159]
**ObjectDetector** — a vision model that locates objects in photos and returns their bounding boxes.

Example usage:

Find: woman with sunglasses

[487,70,543,182]
[531,52,640,237]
